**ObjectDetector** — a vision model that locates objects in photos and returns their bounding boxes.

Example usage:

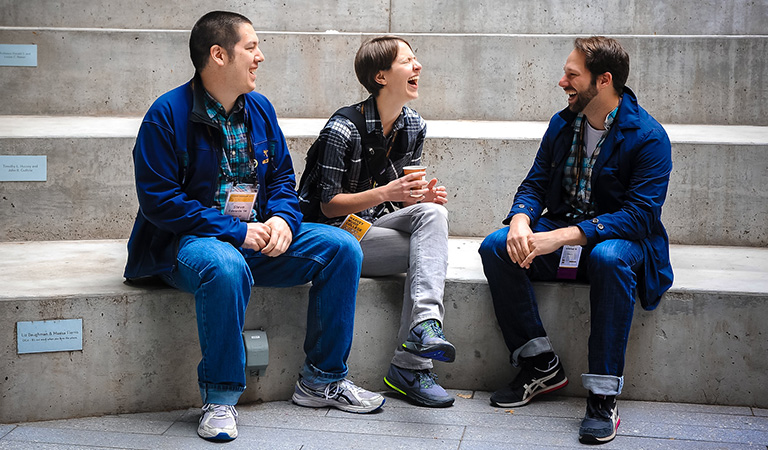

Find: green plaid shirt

[563,103,619,221]
[204,92,259,221]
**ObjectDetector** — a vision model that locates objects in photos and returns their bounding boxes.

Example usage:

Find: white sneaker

[197,403,238,441]
[292,378,385,413]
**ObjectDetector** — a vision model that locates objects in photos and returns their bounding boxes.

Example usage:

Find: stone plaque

[17,319,83,354]
[0,155,47,181]
[0,44,37,67]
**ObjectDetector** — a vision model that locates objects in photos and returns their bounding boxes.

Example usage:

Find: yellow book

[340,214,373,241]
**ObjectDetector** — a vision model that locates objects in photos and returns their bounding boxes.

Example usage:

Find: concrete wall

[2,129,766,246]
[2,266,766,423]
[0,137,138,241]
[1,28,766,125]
[391,0,768,35]
[2,0,766,35]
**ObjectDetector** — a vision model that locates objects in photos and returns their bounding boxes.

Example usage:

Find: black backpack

[298,106,400,222]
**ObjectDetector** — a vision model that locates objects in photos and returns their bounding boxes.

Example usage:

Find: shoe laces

[323,379,361,399]
[418,320,446,339]
[414,370,438,388]
[202,403,237,420]
[586,394,615,420]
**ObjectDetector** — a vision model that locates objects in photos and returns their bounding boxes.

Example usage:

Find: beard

[568,82,598,113]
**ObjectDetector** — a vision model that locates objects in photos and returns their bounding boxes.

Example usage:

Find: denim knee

[331,226,363,264]
[175,236,253,289]
[479,228,511,264]
[311,224,363,270]
[201,248,251,286]
[588,240,634,274]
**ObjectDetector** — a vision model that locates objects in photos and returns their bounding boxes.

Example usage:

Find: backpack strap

[333,107,397,215]
[333,107,391,188]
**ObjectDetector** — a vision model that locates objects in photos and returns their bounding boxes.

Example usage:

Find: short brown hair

[574,36,630,95]
[354,36,413,96]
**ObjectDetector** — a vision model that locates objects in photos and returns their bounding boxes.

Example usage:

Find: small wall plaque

[17,319,83,354]
[0,155,47,181]
[0,44,37,67]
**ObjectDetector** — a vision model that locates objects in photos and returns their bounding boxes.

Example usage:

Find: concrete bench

[1,238,766,423]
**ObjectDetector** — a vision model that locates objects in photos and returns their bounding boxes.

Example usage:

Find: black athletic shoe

[402,319,456,362]
[490,355,568,407]
[579,392,620,444]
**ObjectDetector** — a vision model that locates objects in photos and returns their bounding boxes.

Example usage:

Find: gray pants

[360,202,449,370]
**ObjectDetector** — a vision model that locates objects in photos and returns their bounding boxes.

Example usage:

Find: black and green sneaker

[384,364,454,408]
[401,319,456,362]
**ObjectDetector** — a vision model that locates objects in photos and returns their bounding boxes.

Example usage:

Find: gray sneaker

[402,319,456,362]
[197,404,238,441]
[384,364,454,408]
[292,377,385,413]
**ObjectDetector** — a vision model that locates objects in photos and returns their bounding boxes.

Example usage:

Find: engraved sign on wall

[0,44,37,67]
[17,319,83,354]
[0,155,47,181]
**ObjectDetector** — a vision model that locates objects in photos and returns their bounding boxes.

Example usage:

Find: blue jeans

[478,217,644,396]
[160,222,362,405]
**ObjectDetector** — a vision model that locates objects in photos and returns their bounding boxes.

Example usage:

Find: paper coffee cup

[403,165,426,197]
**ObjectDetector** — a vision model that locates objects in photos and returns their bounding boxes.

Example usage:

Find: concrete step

[1,238,766,423]
[2,116,767,246]
[1,28,766,125]
[1,0,764,35]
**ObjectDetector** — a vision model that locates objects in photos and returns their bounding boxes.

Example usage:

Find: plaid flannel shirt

[563,104,619,221]
[205,92,259,222]
[307,96,426,226]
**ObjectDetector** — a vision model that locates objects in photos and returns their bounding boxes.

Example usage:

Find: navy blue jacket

[124,76,302,279]
[505,88,673,310]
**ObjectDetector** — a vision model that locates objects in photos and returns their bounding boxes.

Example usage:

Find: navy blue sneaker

[402,319,456,362]
[384,364,454,408]
[579,392,620,444]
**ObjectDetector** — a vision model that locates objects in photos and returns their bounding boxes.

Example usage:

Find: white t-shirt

[584,120,604,158]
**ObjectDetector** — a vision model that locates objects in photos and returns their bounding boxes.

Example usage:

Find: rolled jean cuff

[581,373,624,396]
[511,336,554,367]
[199,383,245,406]
[300,361,348,385]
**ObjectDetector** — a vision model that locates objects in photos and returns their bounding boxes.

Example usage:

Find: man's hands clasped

[506,213,587,269]
[242,216,293,257]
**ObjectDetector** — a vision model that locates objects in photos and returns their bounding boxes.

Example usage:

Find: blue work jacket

[124,75,302,279]
[505,87,674,310]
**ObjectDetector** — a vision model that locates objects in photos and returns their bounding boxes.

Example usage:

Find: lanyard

[575,118,587,183]
[218,121,258,186]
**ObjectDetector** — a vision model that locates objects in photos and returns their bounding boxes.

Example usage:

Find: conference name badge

[223,184,257,221]
[556,245,582,280]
